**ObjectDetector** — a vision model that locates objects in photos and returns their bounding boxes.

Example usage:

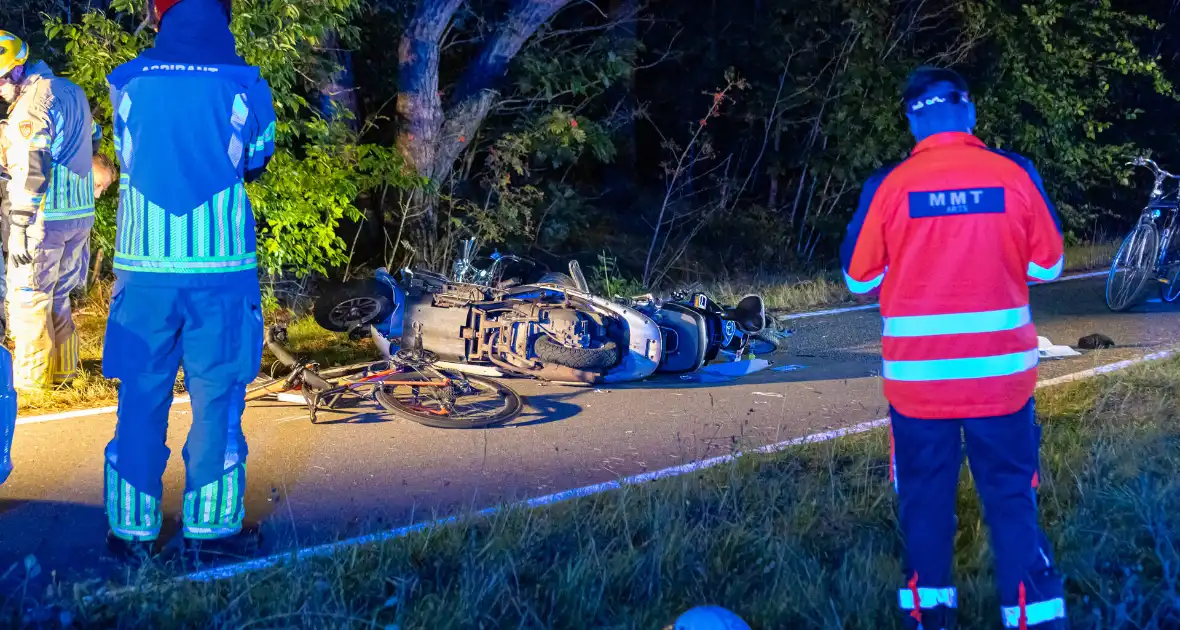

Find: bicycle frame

[1135,157,1180,275]
[252,325,458,423]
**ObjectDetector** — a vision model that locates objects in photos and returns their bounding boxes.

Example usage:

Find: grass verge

[8,356,1179,628]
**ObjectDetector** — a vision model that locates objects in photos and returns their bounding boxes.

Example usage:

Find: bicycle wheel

[375,369,522,429]
[1105,221,1159,312]
[1159,230,1180,303]
[746,330,781,356]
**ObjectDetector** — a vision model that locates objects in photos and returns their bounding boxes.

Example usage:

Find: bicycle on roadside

[244,325,523,428]
[1104,156,1180,311]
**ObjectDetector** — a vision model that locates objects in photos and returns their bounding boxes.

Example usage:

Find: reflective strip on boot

[183,463,246,539]
[105,462,162,541]
[51,331,80,384]
[899,587,957,610]
[1002,589,1065,628]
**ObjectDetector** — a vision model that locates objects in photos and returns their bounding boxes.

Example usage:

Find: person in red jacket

[841,67,1067,630]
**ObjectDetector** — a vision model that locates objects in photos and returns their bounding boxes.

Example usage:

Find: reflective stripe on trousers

[1003,596,1066,628]
[105,461,247,540]
[105,461,162,541]
[898,586,957,609]
[182,463,247,539]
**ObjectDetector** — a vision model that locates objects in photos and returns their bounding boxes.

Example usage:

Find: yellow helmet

[0,31,29,78]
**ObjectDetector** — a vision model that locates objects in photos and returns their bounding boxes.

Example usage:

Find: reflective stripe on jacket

[840,132,1064,419]
[106,57,276,287]
[0,61,98,226]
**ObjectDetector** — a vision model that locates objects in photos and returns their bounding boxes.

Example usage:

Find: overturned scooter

[624,290,779,375]
[314,262,664,385]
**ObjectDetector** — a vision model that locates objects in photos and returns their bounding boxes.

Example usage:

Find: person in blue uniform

[101,0,275,558]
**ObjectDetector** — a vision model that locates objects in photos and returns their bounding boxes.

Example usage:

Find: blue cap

[902,66,971,114]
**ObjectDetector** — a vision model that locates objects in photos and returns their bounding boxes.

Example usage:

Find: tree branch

[450,0,576,106]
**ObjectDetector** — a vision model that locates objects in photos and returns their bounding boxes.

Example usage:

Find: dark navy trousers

[890,399,1067,629]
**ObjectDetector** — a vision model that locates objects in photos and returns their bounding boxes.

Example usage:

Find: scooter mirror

[569,259,590,292]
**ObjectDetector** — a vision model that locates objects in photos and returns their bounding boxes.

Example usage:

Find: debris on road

[753,392,784,398]
[1038,336,1082,359]
[679,359,771,383]
[772,364,807,372]
[1078,333,1116,350]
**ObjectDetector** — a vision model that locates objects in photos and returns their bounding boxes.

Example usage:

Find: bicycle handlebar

[1130,156,1180,180]
[264,325,333,391]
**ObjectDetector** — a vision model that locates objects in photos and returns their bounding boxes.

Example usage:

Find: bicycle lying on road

[244,325,523,428]
[1105,156,1180,311]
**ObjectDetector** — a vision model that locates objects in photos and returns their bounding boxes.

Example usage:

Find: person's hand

[8,224,32,266]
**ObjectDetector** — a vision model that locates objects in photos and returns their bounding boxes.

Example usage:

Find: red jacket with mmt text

[840,132,1064,419]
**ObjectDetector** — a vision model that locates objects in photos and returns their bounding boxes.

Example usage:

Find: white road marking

[16,270,1114,425]
[174,343,1177,585]
[16,396,191,426]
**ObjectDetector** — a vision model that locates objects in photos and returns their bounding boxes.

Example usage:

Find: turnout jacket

[106,56,275,287]
[840,132,1064,419]
[1,60,100,227]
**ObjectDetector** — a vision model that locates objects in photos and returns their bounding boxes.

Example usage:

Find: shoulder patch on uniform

[908,187,1006,218]
[17,121,32,139]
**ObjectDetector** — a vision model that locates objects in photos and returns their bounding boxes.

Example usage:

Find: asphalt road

[1,276,1178,584]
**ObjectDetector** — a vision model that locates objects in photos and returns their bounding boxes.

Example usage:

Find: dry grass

[6,356,1179,628]
[709,270,850,313]
[1063,241,1118,272]
[711,241,1118,315]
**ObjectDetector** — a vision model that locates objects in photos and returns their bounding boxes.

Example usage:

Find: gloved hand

[8,224,32,267]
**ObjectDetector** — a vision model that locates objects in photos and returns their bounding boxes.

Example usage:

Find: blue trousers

[102,279,262,540]
[890,399,1066,629]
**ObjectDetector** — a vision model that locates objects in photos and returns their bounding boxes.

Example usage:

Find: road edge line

[18,269,1113,425]
[171,343,1176,585]
[15,396,192,426]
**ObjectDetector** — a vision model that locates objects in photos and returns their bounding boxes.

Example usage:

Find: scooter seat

[653,302,708,374]
[722,294,766,334]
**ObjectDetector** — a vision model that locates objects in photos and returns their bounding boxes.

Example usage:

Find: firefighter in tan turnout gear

[0,31,100,392]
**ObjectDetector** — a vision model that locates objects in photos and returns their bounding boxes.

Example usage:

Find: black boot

[182,525,263,564]
[105,530,164,563]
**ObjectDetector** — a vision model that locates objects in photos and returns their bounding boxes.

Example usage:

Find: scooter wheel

[314,279,395,332]
[533,335,619,370]
[537,272,578,288]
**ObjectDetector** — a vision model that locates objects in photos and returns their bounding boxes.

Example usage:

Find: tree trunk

[396,0,465,252]
[396,0,576,267]
[603,0,639,204]
[319,31,359,129]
